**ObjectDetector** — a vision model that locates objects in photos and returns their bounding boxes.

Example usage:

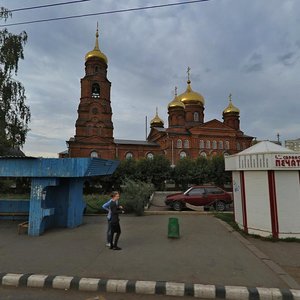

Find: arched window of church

[180,151,187,159]
[90,151,98,158]
[194,112,199,122]
[184,140,189,148]
[225,141,230,150]
[212,140,217,149]
[177,139,182,148]
[200,151,207,158]
[237,142,241,151]
[92,83,100,98]
[206,140,211,149]
[125,152,133,159]
[200,140,204,149]
[219,141,223,149]
[146,152,154,159]
[94,66,99,74]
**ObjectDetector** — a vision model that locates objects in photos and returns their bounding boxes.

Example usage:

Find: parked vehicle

[165,185,232,211]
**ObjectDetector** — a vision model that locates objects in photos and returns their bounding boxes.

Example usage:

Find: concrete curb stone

[1,272,300,299]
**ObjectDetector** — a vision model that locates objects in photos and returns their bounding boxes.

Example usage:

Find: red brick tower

[67,26,115,159]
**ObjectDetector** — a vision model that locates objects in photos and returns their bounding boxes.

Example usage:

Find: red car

[165,185,232,211]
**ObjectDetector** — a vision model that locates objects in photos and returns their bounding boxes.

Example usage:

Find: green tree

[192,156,210,184]
[0,7,30,155]
[172,158,195,190]
[133,155,171,190]
[208,155,231,186]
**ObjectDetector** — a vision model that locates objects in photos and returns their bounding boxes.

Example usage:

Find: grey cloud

[277,52,297,66]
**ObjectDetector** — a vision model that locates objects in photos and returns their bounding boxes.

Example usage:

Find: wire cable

[1,0,210,28]
[10,0,92,13]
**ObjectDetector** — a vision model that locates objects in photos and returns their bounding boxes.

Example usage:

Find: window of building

[90,151,98,158]
[92,83,100,98]
[146,152,154,159]
[212,140,217,149]
[206,140,211,149]
[125,152,133,159]
[200,151,207,158]
[237,142,241,151]
[177,139,182,148]
[180,151,187,159]
[184,140,189,148]
[200,140,204,149]
[94,66,99,73]
[242,142,246,149]
[194,112,199,122]
[225,141,230,150]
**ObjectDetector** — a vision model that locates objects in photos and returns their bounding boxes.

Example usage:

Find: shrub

[121,179,154,216]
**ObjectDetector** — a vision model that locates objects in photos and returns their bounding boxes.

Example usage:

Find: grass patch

[84,194,111,214]
[214,212,300,243]
[214,212,240,232]
[0,194,30,200]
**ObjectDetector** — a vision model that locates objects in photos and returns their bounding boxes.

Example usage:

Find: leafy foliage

[121,179,154,216]
[0,7,30,154]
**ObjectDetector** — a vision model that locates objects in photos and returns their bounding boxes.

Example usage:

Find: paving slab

[0,215,289,289]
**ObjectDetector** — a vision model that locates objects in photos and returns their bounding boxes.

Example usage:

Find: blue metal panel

[0,158,119,178]
[0,200,30,213]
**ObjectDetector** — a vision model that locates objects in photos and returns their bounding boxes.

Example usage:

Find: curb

[1,272,300,299]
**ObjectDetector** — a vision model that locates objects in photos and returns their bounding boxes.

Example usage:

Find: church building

[61,28,253,164]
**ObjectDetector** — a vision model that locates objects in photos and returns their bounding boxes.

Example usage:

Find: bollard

[168,217,180,238]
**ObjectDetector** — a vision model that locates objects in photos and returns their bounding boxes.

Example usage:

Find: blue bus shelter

[0,157,119,236]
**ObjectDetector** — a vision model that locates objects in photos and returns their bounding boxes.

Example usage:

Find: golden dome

[85,26,108,64]
[223,94,240,114]
[168,87,185,109]
[178,80,205,105]
[150,108,164,127]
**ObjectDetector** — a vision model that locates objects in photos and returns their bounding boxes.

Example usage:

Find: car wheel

[173,201,183,211]
[215,200,226,211]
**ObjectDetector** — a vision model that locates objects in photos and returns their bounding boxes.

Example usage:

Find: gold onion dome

[150,108,164,127]
[168,87,185,109]
[177,67,205,105]
[85,25,108,64]
[223,94,240,114]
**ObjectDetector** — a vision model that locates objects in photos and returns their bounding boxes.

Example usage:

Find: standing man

[109,191,124,250]
[102,191,118,247]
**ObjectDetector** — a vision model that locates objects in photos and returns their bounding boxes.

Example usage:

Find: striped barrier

[1,272,300,299]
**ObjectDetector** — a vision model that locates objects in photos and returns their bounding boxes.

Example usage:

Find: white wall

[232,171,243,229]
[244,171,272,237]
[275,171,300,238]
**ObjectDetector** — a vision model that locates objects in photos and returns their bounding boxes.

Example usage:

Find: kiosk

[225,141,300,238]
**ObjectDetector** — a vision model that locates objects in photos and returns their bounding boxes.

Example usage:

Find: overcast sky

[1,0,300,157]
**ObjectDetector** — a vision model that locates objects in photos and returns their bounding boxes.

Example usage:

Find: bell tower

[68,25,115,158]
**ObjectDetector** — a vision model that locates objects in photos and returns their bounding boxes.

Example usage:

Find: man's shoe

[113,246,122,250]
[106,243,111,247]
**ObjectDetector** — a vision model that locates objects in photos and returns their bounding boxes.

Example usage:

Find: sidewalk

[1,214,300,299]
